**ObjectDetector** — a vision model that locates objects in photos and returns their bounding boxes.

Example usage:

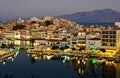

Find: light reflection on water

[0,50,120,78]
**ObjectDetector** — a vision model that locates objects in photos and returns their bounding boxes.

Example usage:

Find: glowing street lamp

[92,48,97,52]
[91,59,97,64]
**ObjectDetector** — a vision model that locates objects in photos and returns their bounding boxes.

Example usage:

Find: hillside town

[0,16,120,55]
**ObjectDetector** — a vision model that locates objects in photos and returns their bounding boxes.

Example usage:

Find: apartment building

[85,26,101,33]
[101,29,120,51]
[77,31,86,47]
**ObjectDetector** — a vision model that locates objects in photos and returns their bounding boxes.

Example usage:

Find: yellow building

[85,26,101,33]
[101,29,120,52]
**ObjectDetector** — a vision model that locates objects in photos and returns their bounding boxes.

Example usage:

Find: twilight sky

[0,0,120,18]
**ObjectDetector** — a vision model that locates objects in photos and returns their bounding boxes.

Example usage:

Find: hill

[58,8,120,23]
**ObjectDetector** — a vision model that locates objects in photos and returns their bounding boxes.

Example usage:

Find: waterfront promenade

[26,47,120,61]
[0,47,19,60]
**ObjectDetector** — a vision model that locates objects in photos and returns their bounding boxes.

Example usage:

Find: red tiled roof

[47,39,60,42]
[72,33,78,36]
[89,38,101,40]
[47,38,67,42]
[53,30,58,33]
[61,38,67,42]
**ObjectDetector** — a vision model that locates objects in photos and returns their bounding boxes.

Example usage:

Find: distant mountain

[57,9,120,23]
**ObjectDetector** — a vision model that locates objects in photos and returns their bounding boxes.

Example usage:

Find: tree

[45,20,52,26]
[12,25,25,30]
[79,47,85,51]
[51,46,59,50]
[30,38,35,47]
[71,47,76,51]
[1,43,7,48]
[100,48,106,52]
[60,47,65,51]
[64,45,69,49]
[60,45,69,51]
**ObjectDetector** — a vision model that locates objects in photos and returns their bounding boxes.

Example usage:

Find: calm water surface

[0,50,120,78]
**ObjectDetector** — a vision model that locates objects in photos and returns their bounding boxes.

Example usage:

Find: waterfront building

[13,31,21,45]
[4,30,14,45]
[85,31,101,50]
[70,32,78,47]
[31,29,41,39]
[86,32,101,40]
[47,39,60,46]
[101,27,120,52]
[20,29,30,39]
[4,31,14,39]
[60,38,67,46]
[14,31,21,39]
[86,38,101,49]
[2,16,120,54]
[77,31,86,47]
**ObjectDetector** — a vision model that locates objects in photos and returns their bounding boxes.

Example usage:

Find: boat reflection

[0,50,120,78]
[28,53,120,78]
[0,50,19,65]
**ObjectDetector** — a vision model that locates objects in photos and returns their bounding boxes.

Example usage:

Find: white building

[17,18,25,24]
[70,33,78,47]
[43,16,54,21]
[14,31,21,39]
[4,31,14,39]
[86,38,101,49]
[115,22,120,28]
[31,29,41,38]
[30,17,40,22]
[86,32,101,40]
[20,30,30,39]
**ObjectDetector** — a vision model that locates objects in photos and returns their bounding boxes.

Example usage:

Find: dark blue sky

[0,0,120,18]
